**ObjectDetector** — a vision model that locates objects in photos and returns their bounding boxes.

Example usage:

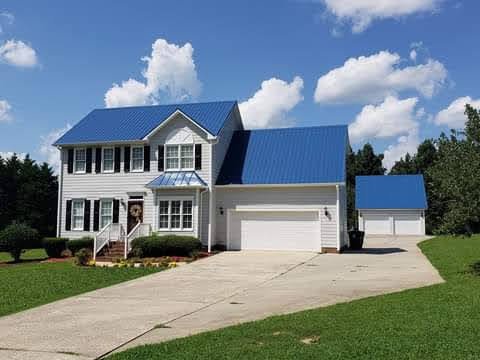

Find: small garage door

[394,213,422,235]
[228,210,320,251]
[363,213,391,235]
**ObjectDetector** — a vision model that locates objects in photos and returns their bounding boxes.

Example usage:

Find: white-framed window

[100,199,113,228]
[165,144,194,171]
[72,199,85,230]
[158,199,193,231]
[102,147,114,173]
[131,146,144,172]
[74,148,86,173]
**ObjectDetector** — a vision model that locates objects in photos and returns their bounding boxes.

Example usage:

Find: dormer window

[166,144,194,171]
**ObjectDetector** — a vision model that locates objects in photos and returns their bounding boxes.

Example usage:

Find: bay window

[158,199,193,231]
[74,148,86,173]
[72,200,85,230]
[165,144,194,171]
[102,147,114,173]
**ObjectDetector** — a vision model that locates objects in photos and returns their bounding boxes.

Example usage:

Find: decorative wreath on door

[130,204,142,220]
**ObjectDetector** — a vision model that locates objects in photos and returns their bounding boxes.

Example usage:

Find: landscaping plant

[43,237,68,258]
[0,223,39,262]
[74,248,92,266]
[68,237,94,255]
[130,235,201,257]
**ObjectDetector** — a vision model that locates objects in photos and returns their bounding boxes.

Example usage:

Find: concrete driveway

[0,236,442,360]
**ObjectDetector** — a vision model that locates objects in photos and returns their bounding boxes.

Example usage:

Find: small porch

[93,171,208,261]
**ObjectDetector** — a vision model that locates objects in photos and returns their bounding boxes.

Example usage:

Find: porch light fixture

[324,207,329,217]
[219,206,224,215]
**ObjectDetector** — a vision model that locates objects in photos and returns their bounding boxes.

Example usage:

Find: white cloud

[0,151,26,159]
[0,39,38,68]
[105,38,202,107]
[39,124,72,173]
[321,0,442,33]
[383,129,421,170]
[434,96,480,129]
[0,11,14,33]
[410,49,417,61]
[0,99,12,123]
[349,96,419,143]
[239,76,304,129]
[314,51,447,104]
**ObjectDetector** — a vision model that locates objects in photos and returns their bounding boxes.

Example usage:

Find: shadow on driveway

[343,247,407,255]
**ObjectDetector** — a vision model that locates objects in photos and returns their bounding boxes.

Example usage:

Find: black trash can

[348,230,365,250]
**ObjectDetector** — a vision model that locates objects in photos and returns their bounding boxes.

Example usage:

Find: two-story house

[54,101,349,258]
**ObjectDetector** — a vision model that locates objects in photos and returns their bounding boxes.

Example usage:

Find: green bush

[75,248,92,266]
[130,235,201,258]
[43,237,68,258]
[0,223,39,262]
[68,237,94,255]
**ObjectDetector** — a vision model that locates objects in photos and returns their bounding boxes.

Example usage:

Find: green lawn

[108,235,480,360]
[0,250,162,317]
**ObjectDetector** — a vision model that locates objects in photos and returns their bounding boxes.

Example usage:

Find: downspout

[56,147,64,237]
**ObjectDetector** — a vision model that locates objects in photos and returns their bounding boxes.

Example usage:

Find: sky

[0,0,479,171]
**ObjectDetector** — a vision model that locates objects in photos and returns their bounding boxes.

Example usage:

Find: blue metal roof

[146,171,207,188]
[356,175,428,209]
[216,125,348,185]
[54,101,237,145]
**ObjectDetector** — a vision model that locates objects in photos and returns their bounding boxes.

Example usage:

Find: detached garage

[356,175,428,236]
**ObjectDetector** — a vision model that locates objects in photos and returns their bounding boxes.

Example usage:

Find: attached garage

[356,175,427,236]
[227,210,321,251]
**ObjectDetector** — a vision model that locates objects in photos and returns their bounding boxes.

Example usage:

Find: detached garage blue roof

[216,125,348,185]
[356,175,427,210]
[54,101,237,145]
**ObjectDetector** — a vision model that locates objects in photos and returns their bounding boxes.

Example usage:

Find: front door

[127,201,144,233]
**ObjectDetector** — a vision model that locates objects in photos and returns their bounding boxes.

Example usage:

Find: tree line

[0,155,57,241]
[348,104,480,235]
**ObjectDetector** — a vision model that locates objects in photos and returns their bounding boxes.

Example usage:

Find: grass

[0,249,162,317]
[108,235,480,360]
[0,248,48,263]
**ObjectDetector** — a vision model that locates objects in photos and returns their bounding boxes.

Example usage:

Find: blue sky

[0,0,479,170]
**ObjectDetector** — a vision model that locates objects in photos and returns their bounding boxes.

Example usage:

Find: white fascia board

[54,140,146,148]
[146,185,208,190]
[356,208,426,211]
[142,109,217,141]
[216,182,345,189]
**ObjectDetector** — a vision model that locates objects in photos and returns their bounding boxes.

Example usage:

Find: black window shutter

[195,144,202,170]
[67,149,74,174]
[84,200,91,231]
[124,146,130,172]
[114,147,121,173]
[93,200,100,231]
[113,199,120,223]
[158,145,164,171]
[144,146,150,171]
[86,148,92,173]
[65,200,72,230]
[95,148,102,173]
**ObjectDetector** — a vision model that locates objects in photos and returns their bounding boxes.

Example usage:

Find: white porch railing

[125,223,152,258]
[93,223,125,260]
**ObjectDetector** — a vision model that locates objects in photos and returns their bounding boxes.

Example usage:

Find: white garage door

[228,210,321,251]
[363,213,392,235]
[394,213,422,235]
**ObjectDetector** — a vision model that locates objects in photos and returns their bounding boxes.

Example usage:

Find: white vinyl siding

[216,186,339,249]
[131,146,144,172]
[74,148,86,173]
[102,148,114,173]
[100,199,113,228]
[72,199,84,230]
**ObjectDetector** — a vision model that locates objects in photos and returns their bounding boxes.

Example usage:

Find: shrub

[130,235,201,258]
[0,223,39,262]
[75,248,92,266]
[68,237,94,255]
[43,237,68,258]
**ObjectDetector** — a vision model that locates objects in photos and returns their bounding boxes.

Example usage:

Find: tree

[346,144,385,229]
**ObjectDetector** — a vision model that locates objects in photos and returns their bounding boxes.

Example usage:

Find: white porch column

[336,184,340,251]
